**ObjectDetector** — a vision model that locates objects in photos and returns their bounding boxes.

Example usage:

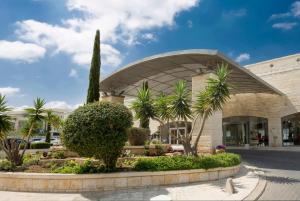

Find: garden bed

[0,164,240,192]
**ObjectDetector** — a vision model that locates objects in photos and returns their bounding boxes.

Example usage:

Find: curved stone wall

[0,165,240,192]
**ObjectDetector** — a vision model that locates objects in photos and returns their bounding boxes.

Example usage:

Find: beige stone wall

[223,93,284,146]
[237,53,300,146]
[0,165,240,192]
[191,73,223,153]
[101,95,125,104]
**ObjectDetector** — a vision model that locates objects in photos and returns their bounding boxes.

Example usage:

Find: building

[100,49,300,152]
[8,108,71,135]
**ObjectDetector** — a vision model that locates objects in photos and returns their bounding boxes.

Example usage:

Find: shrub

[150,139,162,145]
[52,159,104,174]
[0,159,14,171]
[30,142,51,149]
[63,101,133,170]
[52,151,65,159]
[126,127,150,146]
[134,153,241,171]
[22,153,40,167]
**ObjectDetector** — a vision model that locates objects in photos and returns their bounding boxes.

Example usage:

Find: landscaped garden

[0,30,240,178]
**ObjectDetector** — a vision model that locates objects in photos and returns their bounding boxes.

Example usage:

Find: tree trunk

[183,120,193,155]
[20,123,35,162]
[45,123,51,143]
[192,112,208,156]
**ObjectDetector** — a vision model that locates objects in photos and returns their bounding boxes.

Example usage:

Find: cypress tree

[86,30,101,103]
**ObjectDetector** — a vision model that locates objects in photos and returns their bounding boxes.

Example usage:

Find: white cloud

[269,1,300,20]
[187,20,193,28]
[0,40,45,63]
[235,53,250,63]
[272,22,298,30]
[69,68,78,78]
[15,0,199,68]
[0,87,20,96]
[291,1,300,17]
[142,33,156,41]
[45,101,82,110]
[222,9,247,19]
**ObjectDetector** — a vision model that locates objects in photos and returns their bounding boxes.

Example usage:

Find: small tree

[0,95,13,160]
[191,64,230,155]
[131,81,157,129]
[0,96,46,165]
[45,110,62,143]
[86,30,101,103]
[169,80,192,153]
[154,93,173,141]
[63,101,132,170]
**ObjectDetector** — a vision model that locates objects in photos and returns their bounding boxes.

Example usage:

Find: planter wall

[0,165,240,193]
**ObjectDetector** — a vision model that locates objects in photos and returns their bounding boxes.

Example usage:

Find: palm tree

[131,81,157,129]
[0,95,12,137]
[169,80,192,153]
[19,98,46,160]
[45,110,62,143]
[154,93,173,142]
[0,95,13,159]
[191,64,231,155]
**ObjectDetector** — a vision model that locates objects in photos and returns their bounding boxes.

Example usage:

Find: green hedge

[30,142,51,149]
[134,153,241,171]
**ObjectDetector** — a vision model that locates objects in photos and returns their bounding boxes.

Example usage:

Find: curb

[243,174,267,201]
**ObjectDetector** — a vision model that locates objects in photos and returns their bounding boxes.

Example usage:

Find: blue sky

[0,0,300,109]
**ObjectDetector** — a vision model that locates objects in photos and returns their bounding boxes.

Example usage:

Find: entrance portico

[100,49,283,153]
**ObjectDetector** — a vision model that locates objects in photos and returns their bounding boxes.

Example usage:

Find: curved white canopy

[100,49,282,97]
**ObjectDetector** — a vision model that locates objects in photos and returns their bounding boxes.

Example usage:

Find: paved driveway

[229,149,300,200]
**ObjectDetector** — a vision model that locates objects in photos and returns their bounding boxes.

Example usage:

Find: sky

[0,0,300,110]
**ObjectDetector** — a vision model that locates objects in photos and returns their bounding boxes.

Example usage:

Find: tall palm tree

[19,98,46,160]
[45,110,62,143]
[192,64,231,155]
[0,95,12,138]
[169,80,192,153]
[154,93,173,142]
[0,95,13,159]
[131,81,157,129]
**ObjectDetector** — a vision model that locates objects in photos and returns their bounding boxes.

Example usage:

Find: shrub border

[0,165,240,192]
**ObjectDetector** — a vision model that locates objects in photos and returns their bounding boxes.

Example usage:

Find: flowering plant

[216,145,226,150]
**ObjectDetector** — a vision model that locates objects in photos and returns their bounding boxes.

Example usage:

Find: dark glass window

[223,116,268,147]
[282,113,300,146]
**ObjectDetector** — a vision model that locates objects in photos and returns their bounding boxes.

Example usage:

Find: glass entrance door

[223,116,268,147]
[223,123,245,146]
[169,127,186,144]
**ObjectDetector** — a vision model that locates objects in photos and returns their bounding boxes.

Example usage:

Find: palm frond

[170,80,192,121]
[193,63,231,117]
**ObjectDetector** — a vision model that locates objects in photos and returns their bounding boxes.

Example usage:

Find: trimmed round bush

[63,101,133,170]
[126,127,150,145]
[30,142,51,149]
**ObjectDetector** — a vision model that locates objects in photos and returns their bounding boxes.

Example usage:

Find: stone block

[189,173,200,182]
[127,177,141,187]
[208,171,218,180]
[151,175,164,186]
[178,174,189,183]
[114,178,127,188]
[141,176,152,186]
[164,174,178,185]
[83,179,97,191]
[69,179,83,190]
